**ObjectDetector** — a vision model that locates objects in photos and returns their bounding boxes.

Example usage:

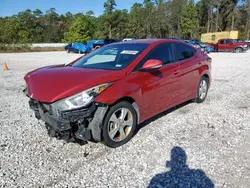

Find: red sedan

[24,39,212,148]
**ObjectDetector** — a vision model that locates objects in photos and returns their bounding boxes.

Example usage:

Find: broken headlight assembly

[52,83,111,111]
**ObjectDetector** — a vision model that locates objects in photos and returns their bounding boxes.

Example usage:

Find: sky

[0,0,145,17]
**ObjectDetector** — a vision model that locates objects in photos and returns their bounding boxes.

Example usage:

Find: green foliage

[0,0,249,44]
[63,15,95,43]
[0,17,20,43]
[104,0,117,14]
[180,0,199,39]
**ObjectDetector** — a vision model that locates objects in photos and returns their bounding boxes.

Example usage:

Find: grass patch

[0,44,64,53]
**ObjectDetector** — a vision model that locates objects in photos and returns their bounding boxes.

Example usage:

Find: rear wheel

[196,76,209,103]
[234,47,243,53]
[102,101,137,148]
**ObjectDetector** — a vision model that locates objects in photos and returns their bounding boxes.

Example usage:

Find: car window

[133,43,174,71]
[225,40,232,44]
[145,43,174,64]
[220,40,225,44]
[174,43,196,61]
[72,43,149,70]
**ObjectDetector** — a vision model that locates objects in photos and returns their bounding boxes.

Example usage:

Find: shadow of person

[148,147,214,188]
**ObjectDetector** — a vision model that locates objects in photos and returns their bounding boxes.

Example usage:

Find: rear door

[128,43,181,120]
[173,42,200,100]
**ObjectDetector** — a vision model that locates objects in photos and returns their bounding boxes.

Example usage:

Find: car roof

[117,39,183,45]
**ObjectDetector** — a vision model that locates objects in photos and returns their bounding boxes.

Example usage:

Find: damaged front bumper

[28,99,108,143]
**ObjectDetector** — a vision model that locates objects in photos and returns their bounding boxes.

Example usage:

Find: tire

[66,49,70,53]
[196,76,209,103]
[234,47,243,53]
[102,101,137,148]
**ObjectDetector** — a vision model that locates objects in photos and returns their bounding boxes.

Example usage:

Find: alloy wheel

[107,108,133,142]
[199,80,208,100]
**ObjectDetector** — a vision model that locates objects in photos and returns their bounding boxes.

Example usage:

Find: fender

[95,80,144,122]
[233,46,244,51]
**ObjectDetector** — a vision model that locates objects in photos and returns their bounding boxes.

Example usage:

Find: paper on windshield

[121,50,139,55]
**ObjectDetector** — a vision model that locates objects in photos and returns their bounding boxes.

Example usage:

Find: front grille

[61,104,97,122]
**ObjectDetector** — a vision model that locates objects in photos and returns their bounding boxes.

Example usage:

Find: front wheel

[102,101,137,148]
[234,47,243,53]
[196,76,209,103]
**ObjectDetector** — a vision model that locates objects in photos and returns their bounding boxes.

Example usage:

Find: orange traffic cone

[3,63,9,70]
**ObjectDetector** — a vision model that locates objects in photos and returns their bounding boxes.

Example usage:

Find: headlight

[244,45,248,48]
[53,83,111,111]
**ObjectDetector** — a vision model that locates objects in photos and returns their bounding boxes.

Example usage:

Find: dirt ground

[0,51,249,187]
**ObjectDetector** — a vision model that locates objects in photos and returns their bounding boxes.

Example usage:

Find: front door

[127,43,181,120]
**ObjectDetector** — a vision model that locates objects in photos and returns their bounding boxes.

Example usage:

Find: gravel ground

[0,51,250,188]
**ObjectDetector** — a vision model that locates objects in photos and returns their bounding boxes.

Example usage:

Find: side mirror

[142,59,163,70]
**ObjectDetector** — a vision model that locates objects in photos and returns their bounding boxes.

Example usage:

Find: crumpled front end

[28,98,108,143]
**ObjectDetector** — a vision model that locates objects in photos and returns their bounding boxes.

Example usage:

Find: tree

[127,3,145,38]
[86,10,94,17]
[0,16,20,43]
[196,0,211,33]
[63,15,95,43]
[111,9,129,38]
[104,0,117,38]
[104,0,117,14]
[16,9,37,43]
[33,9,43,17]
[1,0,250,44]
[245,0,250,39]
[180,0,199,39]
[169,0,188,37]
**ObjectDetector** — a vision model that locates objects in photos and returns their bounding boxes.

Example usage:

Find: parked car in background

[184,40,214,53]
[123,38,136,41]
[183,40,194,45]
[210,38,248,53]
[64,39,121,54]
[24,39,212,148]
[244,40,250,47]
[194,41,214,53]
[64,43,79,53]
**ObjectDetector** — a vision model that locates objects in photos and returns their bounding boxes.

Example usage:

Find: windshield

[72,43,149,70]
[232,39,242,42]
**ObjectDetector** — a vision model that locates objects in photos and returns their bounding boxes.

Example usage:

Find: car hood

[236,42,248,46]
[24,64,125,103]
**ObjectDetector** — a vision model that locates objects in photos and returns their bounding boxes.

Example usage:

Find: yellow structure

[201,31,239,43]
